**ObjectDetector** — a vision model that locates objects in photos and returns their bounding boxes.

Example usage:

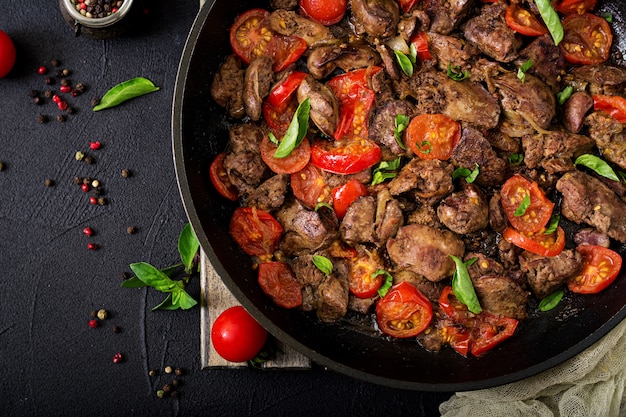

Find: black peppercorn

[84,156,94,164]
[30,89,39,98]
[148,369,158,377]
[174,368,184,376]
[90,97,100,107]
[112,325,121,334]
[75,83,86,93]
[38,114,48,124]
[90,310,98,318]
[33,97,43,105]
[44,178,54,187]
[44,90,53,98]
[56,114,66,123]
[61,78,70,86]
[171,378,182,388]
[121,168,130,178]
[162,384,171,393]
[127,226,136,235]
[51,59,60,67]
[120,271,129,280]
[170,391,179,398]
[45,76,54,85]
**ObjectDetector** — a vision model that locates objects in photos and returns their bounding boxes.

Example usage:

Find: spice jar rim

[61,0,133,28]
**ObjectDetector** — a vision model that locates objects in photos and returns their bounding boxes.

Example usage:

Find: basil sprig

[574,154,619,181]
[450,256,482,314]
[373,270,394,298]
[93,77,160,111]
[371,157,402,185]
[274,98,311,158]
[395,44,417,77]
[535,0,563,45]
[544,213,560,235]
[538,290,564,312]
[509,153,524,166]
[517,59,533,84]
[394,114,409,150]
[514,194,531,217]
[557,85,574,105]
[447,63,470,81]
[452,163,479,183]
[122,223,199,311]
[312,255,333,276]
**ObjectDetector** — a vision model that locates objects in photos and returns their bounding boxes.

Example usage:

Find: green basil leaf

[557,85,574,105]
[601,12,613,23]
[129,262,179,292]
[417,140,432,154]
[535,0,563,45]
[574,154,619,181]
[178,223,199,275]
[450,255,482,314]
[152,293,178,311]
[544,213,560,235]
[452,167,471,180]
[120,276,149,288]
[538,290,564,312]
[172,289,198,310]
[371,157,402,185]
[395,50,414,77]
[274,98,310,158]
[466,164,480,183]
[509,153,524,166]
[619,171,626,183]
[93,77,160,111]
[374,270,394,298]
[394,114,409,150]
[409,43,417,63]
[268,132,280,145]
[312,255,333,276]
[517,59,533,84]
[314,202,334,212]
[514,194,531,217]
[447,63,470,81]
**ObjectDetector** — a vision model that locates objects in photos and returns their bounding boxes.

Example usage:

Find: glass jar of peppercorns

[59,0,135,39]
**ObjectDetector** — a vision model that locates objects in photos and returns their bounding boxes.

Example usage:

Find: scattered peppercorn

[33,96,43,105]
[73,176,82,185]
[75,83,86,93]
[0,162,4,171]
[127,226,136,235]
[82,178,91,185]
[91,179,100,188]
[97,197,106,206]
[171,378,182,387]
[90,97,100,108]
[38,114,48,124]
[148,369,158,377]
[83,227,94,236]
[162,384,172,393]
[112,325,121,334]
[60,85,72,94]
[44,178,54,187]
[97,309,108,320]
[88,319,98,328]
[121,168,130,178]
[75,151,85,161]
[30,89,39,98]
[38,66,48,75]
[66,106,75,114]
[170,391,179,398]
[44,90,53,98]
[89,141,101,150]
[90,310,98,318]
[89,197,98,205]
[156,390,165,399]
[81,183,90,192]
[56,114,66,123]
[61,69,70,77]
[84,155,94,164]
[51,59,60,67]
[120,272,129,280]
[112,353,124,364]
[164,366,173,374]
[175,368,184,376]
[45,76,54,85]
[87,242,98,250]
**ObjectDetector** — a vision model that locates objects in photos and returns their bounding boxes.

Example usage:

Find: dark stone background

[0,1,450,415]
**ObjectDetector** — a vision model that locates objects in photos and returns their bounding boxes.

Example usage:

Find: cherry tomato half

[229,207,283,256]
[263,98,298,136]
[406,114,461,160]
[568,245,622,294]
[470,313,518,357]
[505,4,548,37]
[266,34,307,72]
[411,32,432,61]
[260,134,311,175]
[348,251,385,299]
[258,262,303,308]
[211,306,268,362]
[560,13,612,65]
[376,282,433,338]
[593,95,626,123]
[300,0,347,25]
[439,286,474,322]
[209,153,238,201]
[397,0,419,13]
[266,71,307,112]
[0,29,16,78]
[311,137,382,175]
[331,178,369,220]
[438,320,471,357]
[552,0,597,15]
[290,163,331,209]
[500,174,554,234]
[503,226,566,257]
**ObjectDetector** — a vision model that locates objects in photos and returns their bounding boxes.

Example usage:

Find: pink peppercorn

[57,101,68,111]
[52,94,61,104]
[83,227,93,236]
[88,319,98,328]
[89,197,98,205]
[59,85,72,94]
[81,183,90,192]
[37,66,48,75]
[87,243,98,250]
[113,353,124,364]
[89,141,101,150]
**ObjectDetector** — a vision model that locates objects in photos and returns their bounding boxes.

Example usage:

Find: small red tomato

[300,0,347,25]
[0,30,16,78]
[211,306,268,362]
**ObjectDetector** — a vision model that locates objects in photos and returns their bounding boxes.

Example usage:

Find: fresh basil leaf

[268,132,280,146]
[274,98,310,158]
[601,12,613,23]
[557,85,574,105]
[574,154,619,181]
[538,290,564,312]
[374,270,394,298]
[466,164,480,183]
[450,255,482,314]
[314,202,334,212]
[93,77,160,111]
[172,288,198,310]
[447,63,470,81]
[395,50,414,77]
[409,43,417,63]
[120,276,149,288]
[312,255,333,276]
[535,0,563,45]
[394,114,409,150]
[452,167,471,180]
[417,140,432,154]
[517,59,533,84]
[514,194,531,217]
[152,293,178,311]
[509,153,524,166]
[619,171,626,183]
[129,262,180,292]
[371,158,402,185]
[178,223,199,275]
[544,213,560,235]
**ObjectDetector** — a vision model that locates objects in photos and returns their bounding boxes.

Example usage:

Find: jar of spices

[59,0,135,39]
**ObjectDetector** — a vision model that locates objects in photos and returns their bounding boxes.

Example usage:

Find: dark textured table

[0,1,451,416]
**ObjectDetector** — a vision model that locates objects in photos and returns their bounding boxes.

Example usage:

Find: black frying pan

[172,0,626,391]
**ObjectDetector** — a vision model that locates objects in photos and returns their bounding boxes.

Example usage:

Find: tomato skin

[0,30,16,78]
[290,163,331,209]
[260,134,311,174]
[266,34,307,72]
[266,71,307,112]
[552,0,597,15]
[411,32,432,61]
[592,95,626,123]
[300,0,347,25]
[470,314,518,357]
[568,245,623,294]
[348,251,384,298]
[438,321,471,357]
[209,153,238,201]
[503,226,566,257]
[500,175,554,234]
[438,286,474,322]
[406,114,461,161]
[560,13,612,65]
[505,4,548,37]
[376,282,433,338]
[211,306,268,362]
[263,98,298,136]
[229,207,283,256]
[258,262,303,308]
[311,138,382,175]
[397,0,419,13]
[331,179,369,220]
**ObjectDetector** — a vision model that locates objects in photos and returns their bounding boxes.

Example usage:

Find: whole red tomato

[211,306,268,362]
[0,29,16,78]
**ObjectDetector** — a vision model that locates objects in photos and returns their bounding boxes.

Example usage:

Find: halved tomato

[266,34,307,72]
[397,0,418,13]
[331,179,369,220]
[411,32,432,61]
[503,226,566,257]
[328,240,358,259]
[260,134,311,174]
[229,207,283,257]
[500,175,554,234]
[209,153,238,201]
[568,245,622,294]
[290,163,331,209]
[263,98,298,136]
[300,0,347,25]
[438,320,471,357]
[266,71,307,112]
[348,251,385,299]
[470,313,518,357]
[593,95,626,123]
[406,114,461,160]
[439,286,474,322]
[552,0,597,15]
[258,262,303,308]
[376,282,433,338]
[560,13,612,65]
[505,4,548,37]
[311,138,382,175]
